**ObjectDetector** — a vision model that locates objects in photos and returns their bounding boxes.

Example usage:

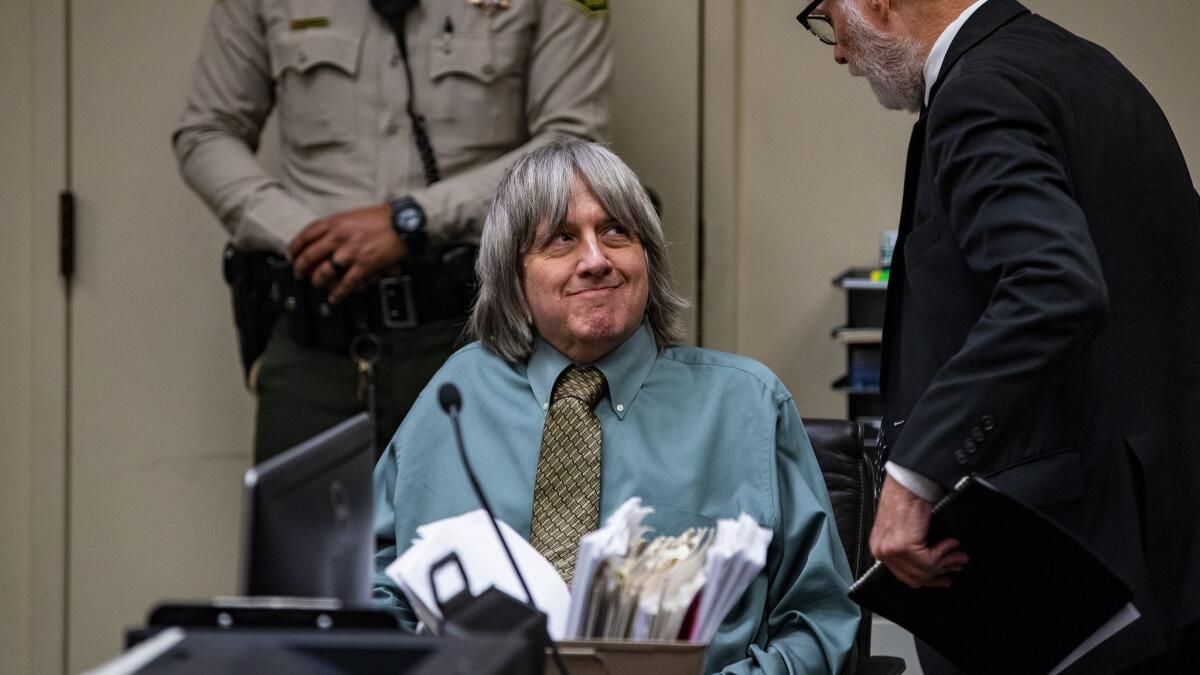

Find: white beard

[841,0,926,113]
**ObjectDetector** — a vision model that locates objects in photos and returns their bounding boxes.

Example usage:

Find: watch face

[397,207,423,233]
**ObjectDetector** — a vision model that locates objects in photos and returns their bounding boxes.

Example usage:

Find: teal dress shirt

[373,321,860,674]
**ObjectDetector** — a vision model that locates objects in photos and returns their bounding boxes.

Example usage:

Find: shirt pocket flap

[643,507,718,537]
[269,29,363,79]
[429,35,524,84]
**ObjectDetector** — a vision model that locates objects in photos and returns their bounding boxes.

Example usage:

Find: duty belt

[267,257,473,355]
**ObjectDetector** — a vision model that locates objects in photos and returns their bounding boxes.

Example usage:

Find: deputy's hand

[870,475,969,588]
[289,204,408,304]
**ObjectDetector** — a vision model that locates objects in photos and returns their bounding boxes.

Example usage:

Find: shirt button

[385,122,400,136]
[616,404,625,412]
[298,51,308,64]
[542,402,549,411]
[389,52,401,66]
[482,64,495,77]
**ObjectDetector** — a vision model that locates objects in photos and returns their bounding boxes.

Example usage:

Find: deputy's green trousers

[252,319,464,463]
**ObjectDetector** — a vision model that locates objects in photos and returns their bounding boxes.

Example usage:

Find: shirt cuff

[884,461,945,502]
[239,193,320,256]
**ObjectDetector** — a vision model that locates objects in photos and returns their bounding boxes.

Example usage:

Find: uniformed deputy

[173,0,612,461]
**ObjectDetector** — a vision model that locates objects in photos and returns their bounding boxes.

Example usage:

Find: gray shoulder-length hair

[468,139,689,363]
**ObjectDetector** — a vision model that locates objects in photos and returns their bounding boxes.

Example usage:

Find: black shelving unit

[831,268,887,446]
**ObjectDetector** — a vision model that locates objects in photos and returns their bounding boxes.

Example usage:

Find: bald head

[830,0,980,56]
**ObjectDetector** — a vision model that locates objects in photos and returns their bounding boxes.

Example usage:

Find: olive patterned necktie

[529,366,608,584]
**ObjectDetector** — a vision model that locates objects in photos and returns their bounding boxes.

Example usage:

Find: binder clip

[430,552,546,675]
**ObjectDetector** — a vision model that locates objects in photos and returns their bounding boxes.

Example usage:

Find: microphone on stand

[438,383,571,675]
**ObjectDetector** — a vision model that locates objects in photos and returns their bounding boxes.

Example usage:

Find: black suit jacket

[879,1,1200,669]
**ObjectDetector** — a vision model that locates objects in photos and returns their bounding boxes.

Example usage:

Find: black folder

[848,475,1134,674]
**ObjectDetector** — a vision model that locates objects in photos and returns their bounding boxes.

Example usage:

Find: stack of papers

[566,498,773,642]
[565,498,654,637]
[688,513,773,643]
[385,498,772,645]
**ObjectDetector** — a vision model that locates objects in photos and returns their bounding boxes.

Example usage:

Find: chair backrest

[804,418,878,660]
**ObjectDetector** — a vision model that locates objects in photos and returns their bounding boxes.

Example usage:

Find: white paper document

[1047,602,1141,675]
[384,509,571,639]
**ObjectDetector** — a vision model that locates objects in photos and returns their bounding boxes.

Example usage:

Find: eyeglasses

[797,0,836,45]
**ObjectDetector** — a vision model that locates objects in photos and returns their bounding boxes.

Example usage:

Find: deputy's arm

[172,0,319,256]
[719,403,860,675]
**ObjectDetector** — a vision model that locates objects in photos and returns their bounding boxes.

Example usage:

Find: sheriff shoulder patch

[561,0,609,17]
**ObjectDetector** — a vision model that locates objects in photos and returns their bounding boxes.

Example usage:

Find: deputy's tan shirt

[173,0,612,255]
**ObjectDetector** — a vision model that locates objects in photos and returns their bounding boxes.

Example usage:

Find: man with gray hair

[799,1,1200,672]
[372,139,860,673]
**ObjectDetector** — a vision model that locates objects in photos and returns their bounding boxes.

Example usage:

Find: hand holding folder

[849,475,1136,675]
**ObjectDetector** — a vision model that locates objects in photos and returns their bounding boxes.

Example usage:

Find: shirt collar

[527,319,658,420]
[923,0,989,106]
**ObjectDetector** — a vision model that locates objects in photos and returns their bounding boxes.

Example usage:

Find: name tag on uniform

[290,16,330,31]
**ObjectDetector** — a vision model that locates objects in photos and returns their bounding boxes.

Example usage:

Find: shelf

[832,267,889,291]
[832,375,880,395]
[832,326,883,344]
[833,267,886,423]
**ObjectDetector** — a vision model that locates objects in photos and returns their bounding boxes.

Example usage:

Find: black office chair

[805,418,906,675]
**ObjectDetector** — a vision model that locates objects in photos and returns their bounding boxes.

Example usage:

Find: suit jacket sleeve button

[954,449,968,464]
[971,427,985,442]
[981,415,995,431]
[964,439,977,453]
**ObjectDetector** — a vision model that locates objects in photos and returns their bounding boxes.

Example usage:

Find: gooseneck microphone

[438,383,570,675]
[438,383,531,602]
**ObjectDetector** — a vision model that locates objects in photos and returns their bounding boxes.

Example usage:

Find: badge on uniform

[468,0,510,17]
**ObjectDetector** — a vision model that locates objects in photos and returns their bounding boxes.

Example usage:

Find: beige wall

[718,0,1200,420]
[611,0,701,338]
[0,0,36,669]
[2,0,69,673]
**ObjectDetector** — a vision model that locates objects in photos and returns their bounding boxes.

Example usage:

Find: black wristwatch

[389,196,428,255]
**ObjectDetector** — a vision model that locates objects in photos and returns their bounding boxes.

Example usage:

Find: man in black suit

[798,0,1200,672]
